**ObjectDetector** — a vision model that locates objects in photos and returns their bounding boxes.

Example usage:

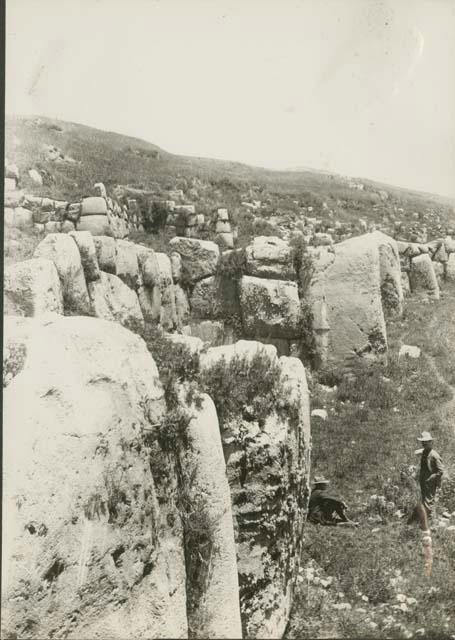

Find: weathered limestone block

[181,394,242,639]
[446,253,455,281]
[137,285,161,325]
[155,253,177,330]
[244,236,295,280]
[32,209,51,224]
[61,220,76,233]
[444,236,455,254]
[401,271,411,296]
[409,254,440,300]
[170,251,182,282]
[34,234,91,315]
[309,234,387,364]
[2,315,188,640]
[69,231,101,282]
[239,276,301,339]
[200,341,311,638]
[11,207,33,229]
[115,240,141,290]
[189,320,225,346]
[80,196,109,215]
[217,232,234,249]
[93,235,117,274]
[45,221,61,233]
[5,190,24,208]
[4,259,63,317]
[371,231,403,317]
[88,272,144,331]
[4,208,15,227]
[169,237,220,282]
[134,245,160,288]
[78,215,112,236]
[190,276,238,320]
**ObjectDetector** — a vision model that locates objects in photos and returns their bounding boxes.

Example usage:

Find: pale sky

[5,0,455,197]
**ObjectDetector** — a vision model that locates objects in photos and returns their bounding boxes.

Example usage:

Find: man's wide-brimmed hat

[313,475,330,485]
[417,431,433,442]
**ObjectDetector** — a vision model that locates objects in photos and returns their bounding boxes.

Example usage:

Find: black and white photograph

[3,1,455,638]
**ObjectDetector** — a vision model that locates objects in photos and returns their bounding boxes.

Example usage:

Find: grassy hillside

[5,115,455,240]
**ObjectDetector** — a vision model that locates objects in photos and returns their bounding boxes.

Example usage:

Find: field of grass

[286,283,455,639]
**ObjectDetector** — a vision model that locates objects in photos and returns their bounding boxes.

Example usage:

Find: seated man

[307,476,358,526]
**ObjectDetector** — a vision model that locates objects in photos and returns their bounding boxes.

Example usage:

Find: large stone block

[239,275,301,339]
[190,276,225,320]
[309,234,387,364]
[371,231,403,317]
[80,196,109,215]
[410,254,440,299]
[115,240,141,290]
[174,284,190,328]
[245,236,295,280]
[88,271,144,331]
[169,237,220,282]
[69,231,101,282]
[10,207,33,229]
[4,258,63,317]
[135,245,160,288]
[34,234,91,315]
[199,341,311,638]
[93,235,117,274]
[77,215,112,236]
[180,394,242,639]
[137,285,161,324]
[155,253,177,331]
[2,314,187,640]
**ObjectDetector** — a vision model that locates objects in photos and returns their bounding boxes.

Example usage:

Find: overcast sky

[5,0,455,197]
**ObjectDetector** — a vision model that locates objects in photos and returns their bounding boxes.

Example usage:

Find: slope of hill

[5,115,455,240]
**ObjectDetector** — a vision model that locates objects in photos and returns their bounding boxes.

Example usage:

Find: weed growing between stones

[199,348,300,430]
[137,324,220,635]
[290,234,318,366]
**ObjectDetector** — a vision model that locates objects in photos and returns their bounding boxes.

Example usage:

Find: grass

[6,114,455,242]
[286,281,455,639]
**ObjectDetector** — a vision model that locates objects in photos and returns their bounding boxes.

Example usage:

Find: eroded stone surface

[239,276,301,339]
[2,315,187,640]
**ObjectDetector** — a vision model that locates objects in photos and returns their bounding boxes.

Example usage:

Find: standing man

[416,431,445,517]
